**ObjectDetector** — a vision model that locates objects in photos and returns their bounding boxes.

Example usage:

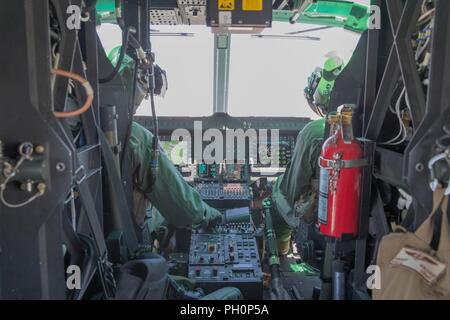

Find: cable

[0,157,45,208]
[114,0,149,63]
[113,0,158,188]
[0,189,45,208]
[380,88,407,146]
[417,8,435,26]
[150,89,159,150]
[99,26,132,84]
[387,90,408,145]
[51,69,94,118]
[149,86,159,190]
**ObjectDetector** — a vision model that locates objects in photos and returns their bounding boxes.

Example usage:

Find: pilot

[270,55,345,255]
[107,46,222,242]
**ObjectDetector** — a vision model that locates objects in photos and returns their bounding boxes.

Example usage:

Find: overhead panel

[178,0,208,25]
[207,0,272,33]
[149,0,181,25]
[150,9,182,25]
[147,0,272,28]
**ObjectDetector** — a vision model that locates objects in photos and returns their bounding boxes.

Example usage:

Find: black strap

[430,195,449,251]
[61,207,88,300]
[97,126,139,252]
[61,207,85,269]
[75,161,116,299]
[54,118,115,299]
[430,211,442,251]
[77,173,108,255]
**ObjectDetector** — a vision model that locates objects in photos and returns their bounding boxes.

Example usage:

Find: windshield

[228,22,361,119]
[98,24,214,117]
[97,22,361,119]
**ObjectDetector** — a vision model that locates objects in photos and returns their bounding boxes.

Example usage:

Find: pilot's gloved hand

[194,208,223,231]
[205,208,223,230]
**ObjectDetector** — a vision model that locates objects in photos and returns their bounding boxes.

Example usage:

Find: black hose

[150,89,159,149]
[99,26,131,84]
[128,34,142,51]
[114,0,158,187]
[114,0,142,53]
[149,85,159,189]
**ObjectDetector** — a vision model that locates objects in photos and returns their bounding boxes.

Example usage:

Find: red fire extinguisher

[318,109,367,239]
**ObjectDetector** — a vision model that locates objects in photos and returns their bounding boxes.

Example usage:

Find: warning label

[242,0,263,11]
[218,0,235,10]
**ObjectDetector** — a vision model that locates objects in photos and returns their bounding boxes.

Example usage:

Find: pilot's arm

[129,122,221,228]
[273,118,325,220]
[270,118,326,253]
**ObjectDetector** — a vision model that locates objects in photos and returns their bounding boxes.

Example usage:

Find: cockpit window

[97,22,361,119]
[228,22,361,119]
[98,24,214,117]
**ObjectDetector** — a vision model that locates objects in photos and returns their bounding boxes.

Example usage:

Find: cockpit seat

[115,254,168,300]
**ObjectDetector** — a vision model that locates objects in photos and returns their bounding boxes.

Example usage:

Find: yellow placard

[218,0,235,10]
[242,0,263,11]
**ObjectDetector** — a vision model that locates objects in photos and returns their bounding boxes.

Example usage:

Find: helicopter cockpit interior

[1,0,449,304]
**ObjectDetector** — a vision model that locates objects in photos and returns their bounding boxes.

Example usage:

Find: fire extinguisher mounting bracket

[318,157,369,170]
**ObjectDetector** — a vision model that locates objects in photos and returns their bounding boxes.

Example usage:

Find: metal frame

[352,0,450,299]
[213,34,231,114]
[0,0,73,299]
[346,0,450,299]
[405,0,450,226]
[364,0,450,222]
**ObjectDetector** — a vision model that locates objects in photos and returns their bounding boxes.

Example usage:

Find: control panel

[194,182,252,208]
[188,223,262,299]
[252,135,296,168]
[195,163,249,182]
[212,221,255,234]
[149,114,305,179]
[188,207,263,299]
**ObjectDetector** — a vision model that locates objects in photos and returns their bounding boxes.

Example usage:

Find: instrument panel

[134,116,309,298]
[140,115,307,178]
[188,208,263,299]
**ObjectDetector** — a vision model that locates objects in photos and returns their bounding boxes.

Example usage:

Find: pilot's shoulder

[130,122,154,146]
[298,118,326,140]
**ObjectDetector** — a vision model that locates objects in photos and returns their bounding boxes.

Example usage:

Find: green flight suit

[129,122,222,230]
[271,118,326,252]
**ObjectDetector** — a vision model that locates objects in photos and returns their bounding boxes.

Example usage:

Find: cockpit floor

[263,255,322,300]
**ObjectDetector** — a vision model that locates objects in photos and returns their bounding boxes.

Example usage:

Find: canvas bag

[373,189,450,300]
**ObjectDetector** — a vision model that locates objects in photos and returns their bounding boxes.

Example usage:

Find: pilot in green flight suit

[130,121,222,230]
[271,55,345,254]
[108,46,222,235]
